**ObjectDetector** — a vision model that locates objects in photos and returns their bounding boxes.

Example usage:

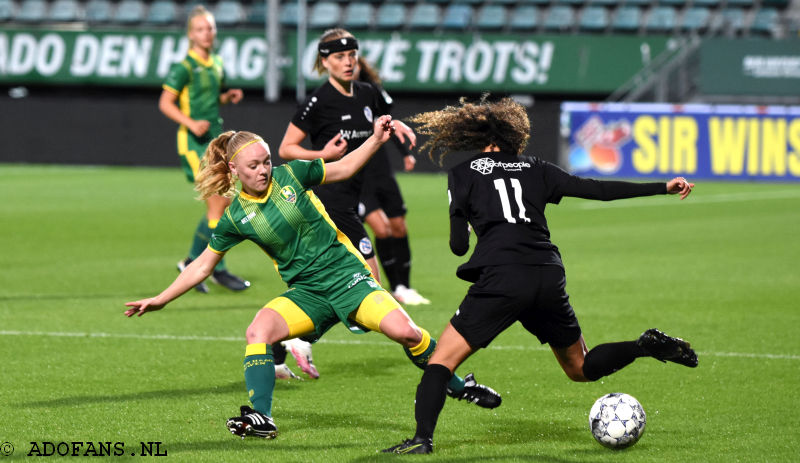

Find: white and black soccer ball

[589,392,646,449]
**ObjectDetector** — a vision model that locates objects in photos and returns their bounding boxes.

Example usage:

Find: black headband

[318,37,359,57]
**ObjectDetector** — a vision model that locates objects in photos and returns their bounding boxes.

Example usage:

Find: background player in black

[383,97,699,454]
[355,56,430,306]
[279,28,414,284]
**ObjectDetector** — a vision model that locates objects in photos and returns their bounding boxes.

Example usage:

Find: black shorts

[358,174,407,219]
[450,264,582,349]
[327,207,376,260]
[358,149,407,219]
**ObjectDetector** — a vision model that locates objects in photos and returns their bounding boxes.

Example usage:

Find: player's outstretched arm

[666,177,694,200]
[323,115,394,183]
[124,248,222,317]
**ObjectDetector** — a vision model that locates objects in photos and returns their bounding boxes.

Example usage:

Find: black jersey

[448,151,666,282]
[291,80,382,209]
[357,76,408,180]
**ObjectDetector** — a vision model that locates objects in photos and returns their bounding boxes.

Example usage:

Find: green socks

[403,329,466,393]
[243,343,275,416]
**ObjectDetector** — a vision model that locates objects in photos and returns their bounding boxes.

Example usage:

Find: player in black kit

[278,29,416,284]
[383,97,699,455]
[355,56,430,306]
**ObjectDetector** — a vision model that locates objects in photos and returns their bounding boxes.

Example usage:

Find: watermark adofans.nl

[0,441,167,457]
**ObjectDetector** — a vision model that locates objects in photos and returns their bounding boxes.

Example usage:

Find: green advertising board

[699,38,800,96]
[0,27,668,93]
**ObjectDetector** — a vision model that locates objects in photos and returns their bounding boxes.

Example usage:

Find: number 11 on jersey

[493,178,531,223]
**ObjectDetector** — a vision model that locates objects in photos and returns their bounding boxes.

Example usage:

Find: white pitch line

[1,330,798,361]
[577,189,800,209]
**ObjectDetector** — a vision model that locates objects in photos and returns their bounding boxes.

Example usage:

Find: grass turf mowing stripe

[2,330,798,361]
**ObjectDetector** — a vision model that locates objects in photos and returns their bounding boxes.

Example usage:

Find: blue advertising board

[561,102,800,181]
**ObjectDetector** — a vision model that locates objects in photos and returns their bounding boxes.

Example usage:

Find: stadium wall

[0,88,562,171]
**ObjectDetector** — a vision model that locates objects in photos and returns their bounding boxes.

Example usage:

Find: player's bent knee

[381,314,422,346]
[246,308,286,344]
[390,223,407,237]
[373,227,391,239]
[398,323,422,345]
[563,366,590,382]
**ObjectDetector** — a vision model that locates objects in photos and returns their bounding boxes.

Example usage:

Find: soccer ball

[589,393,646,449]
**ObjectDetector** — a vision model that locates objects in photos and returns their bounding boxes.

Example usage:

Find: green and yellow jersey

[162,49,226,181]
[208,159,373,288]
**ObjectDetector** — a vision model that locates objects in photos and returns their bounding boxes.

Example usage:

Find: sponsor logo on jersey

[241,211,257,224]
[347,271,377,289]
[339,129,372,141]
[341,114,352,121]
[359,237,373,255]
[363,106,373,123]
[469,157,531,175]
[280,186,297,203]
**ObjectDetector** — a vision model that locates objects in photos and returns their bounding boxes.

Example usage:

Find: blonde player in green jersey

[158,5,248,293]
[124,116,501,440]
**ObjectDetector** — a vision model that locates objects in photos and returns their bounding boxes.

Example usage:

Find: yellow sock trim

[208,218,219,229]
[245,343,267,356]
[409,328,431,356]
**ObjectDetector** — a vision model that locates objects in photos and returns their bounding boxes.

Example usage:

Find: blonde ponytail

[195,130,263,200]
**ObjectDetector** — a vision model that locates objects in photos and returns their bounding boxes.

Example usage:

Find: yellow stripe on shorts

[351,290,402,334]
[266,297,316,338]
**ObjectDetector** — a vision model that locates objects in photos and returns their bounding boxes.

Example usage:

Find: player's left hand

[223,89,244,104]
[393,120,417,149]
[666,177,694,200]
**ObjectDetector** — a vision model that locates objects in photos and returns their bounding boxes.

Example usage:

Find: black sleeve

[543,161,666,203]
[290,95,314,134]
[448,171,470,256]
[375,87,393,115]
[370,85,409,157]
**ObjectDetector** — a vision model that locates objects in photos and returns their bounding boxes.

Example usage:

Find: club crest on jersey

[280,186,297,203]
[359,237,373,255]
[363,106,373,123]
[470,157,531,175]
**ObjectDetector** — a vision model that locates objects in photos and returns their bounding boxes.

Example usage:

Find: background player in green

[124,116,501,440]
[158,5,247,292]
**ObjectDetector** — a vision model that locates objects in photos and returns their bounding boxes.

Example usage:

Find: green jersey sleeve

[208,208,245,254]
[163,60,191,95]
[285,158,326,187]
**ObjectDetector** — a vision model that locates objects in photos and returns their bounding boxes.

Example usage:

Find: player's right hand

[321,133,347,160]
[124,298,165,317]
[190,120,211,137]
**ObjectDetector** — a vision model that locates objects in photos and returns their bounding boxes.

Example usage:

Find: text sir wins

[26,441,167,457]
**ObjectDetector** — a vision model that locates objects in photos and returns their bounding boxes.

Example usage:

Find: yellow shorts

[266,290,402,339]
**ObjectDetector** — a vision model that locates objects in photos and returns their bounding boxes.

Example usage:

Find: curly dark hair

[407,95,530,166]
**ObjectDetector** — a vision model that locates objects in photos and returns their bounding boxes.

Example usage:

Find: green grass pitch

[1,164,799,462]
